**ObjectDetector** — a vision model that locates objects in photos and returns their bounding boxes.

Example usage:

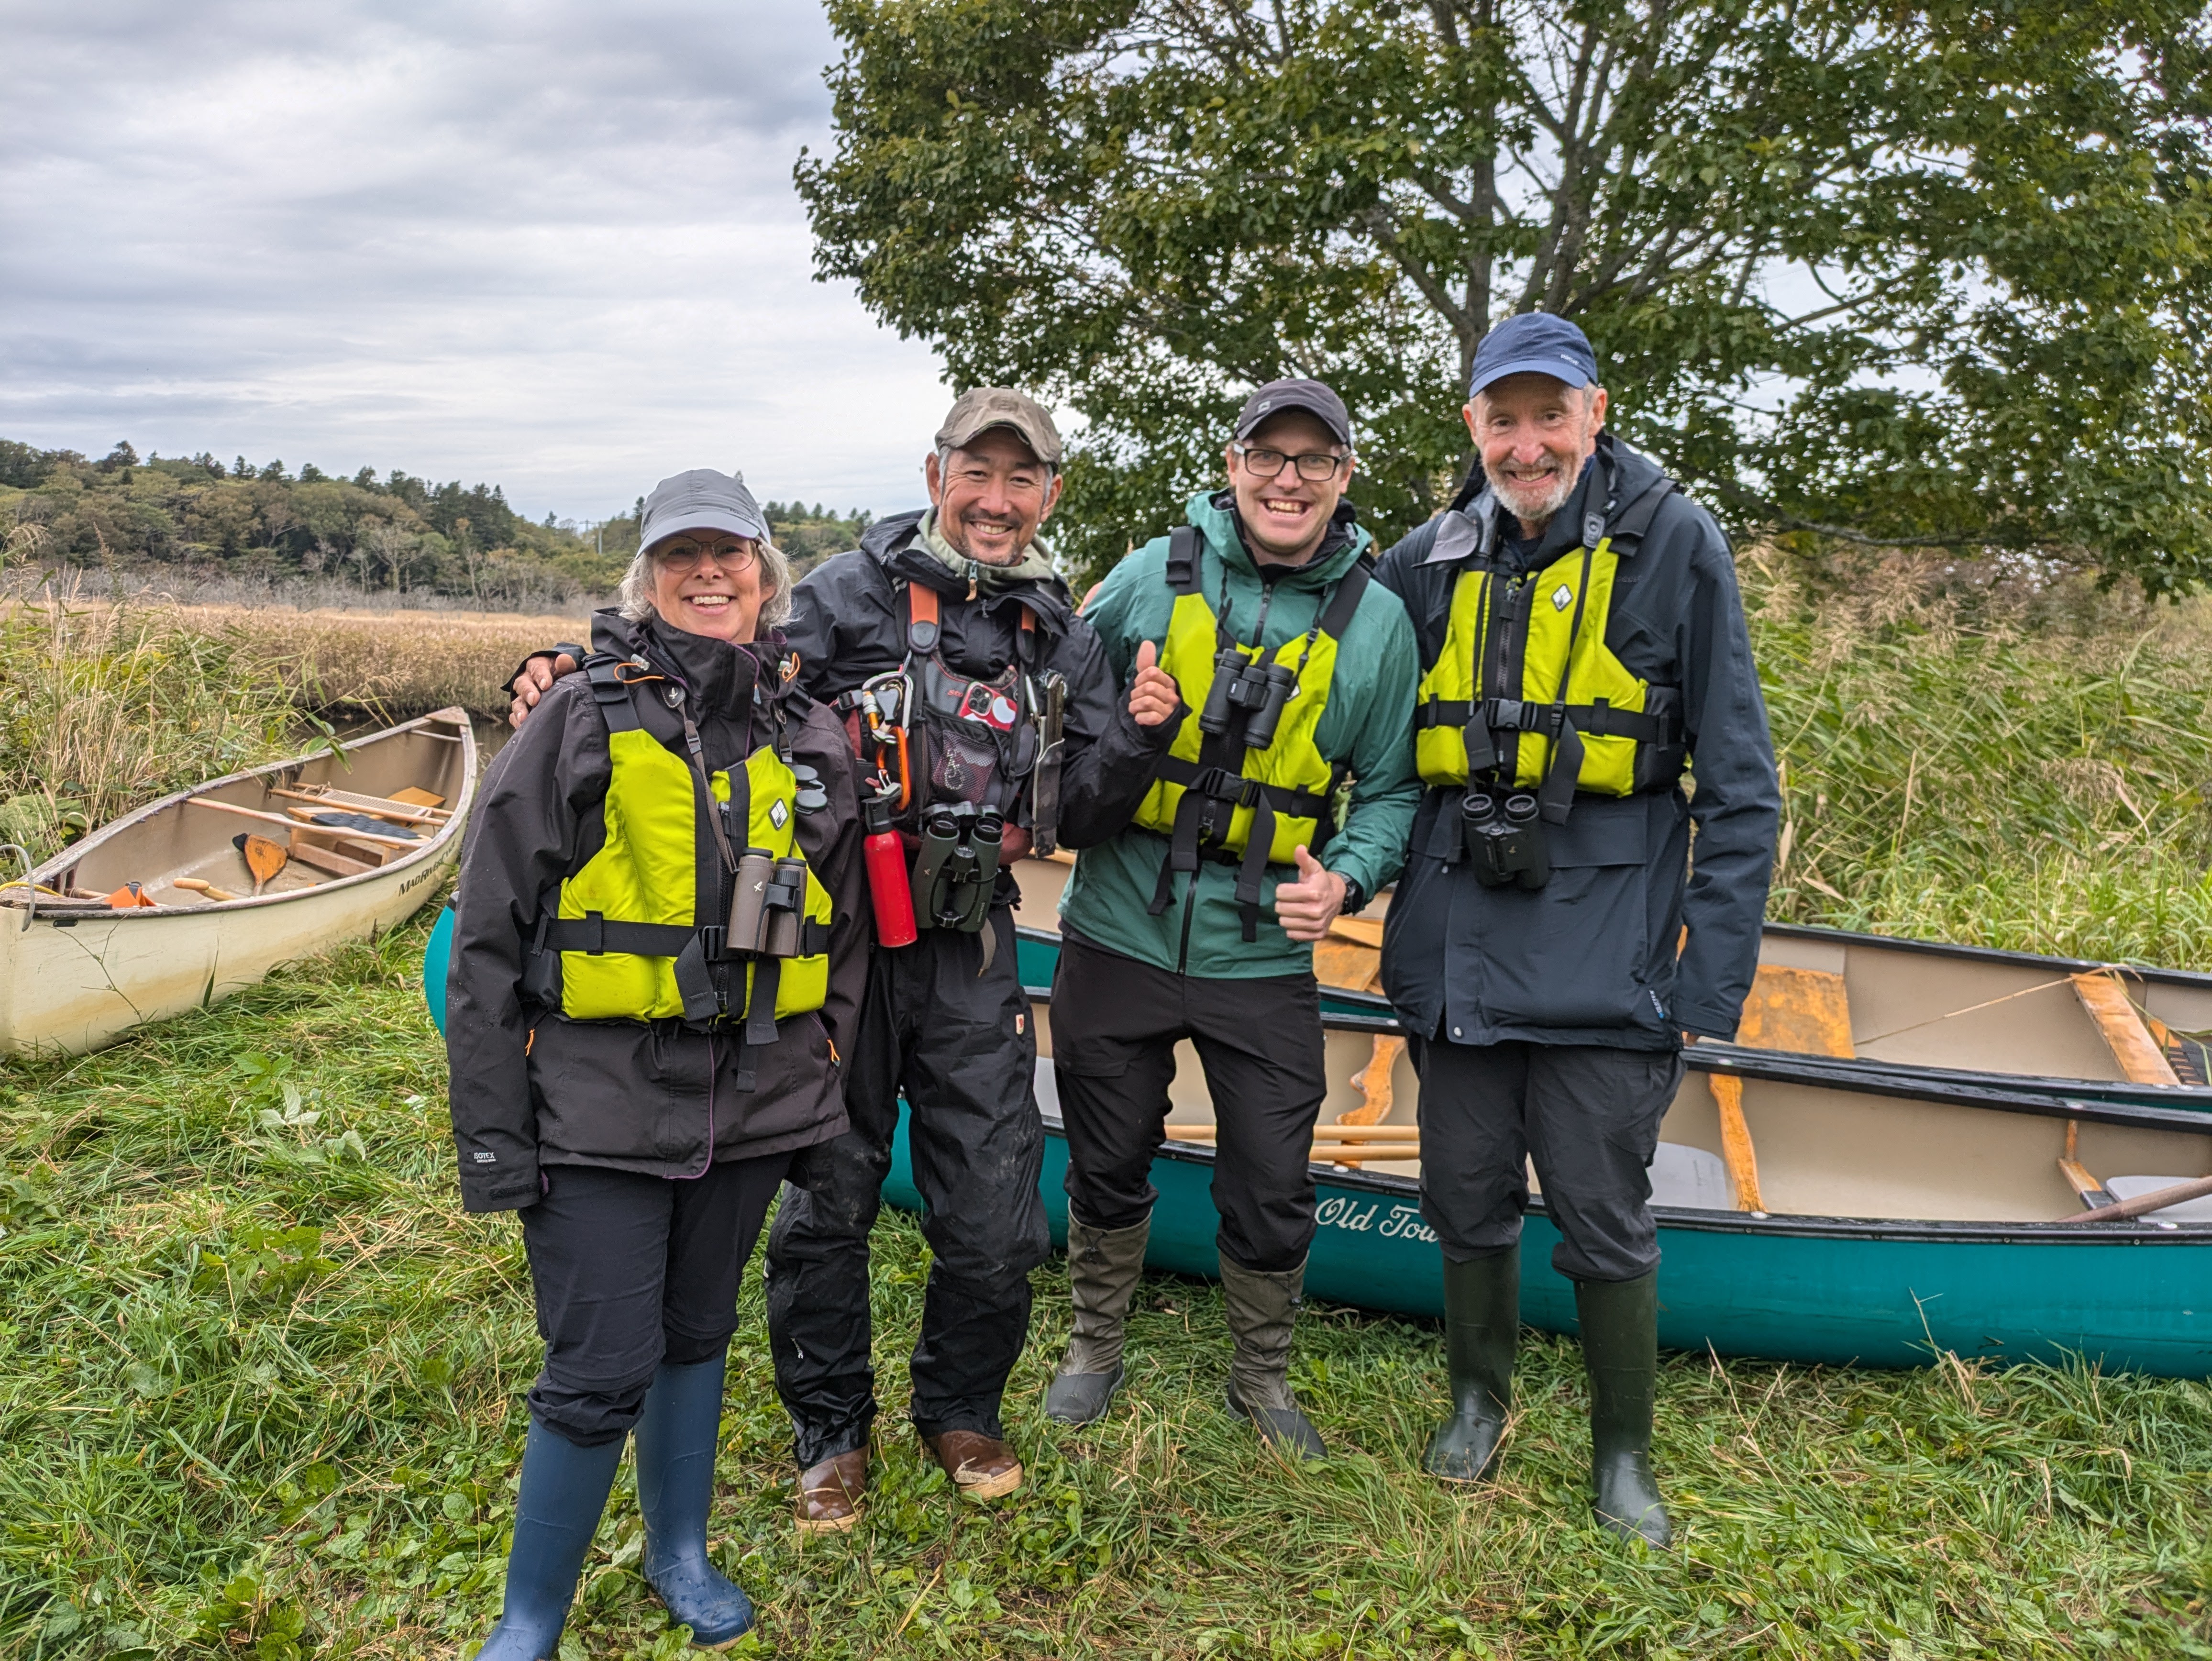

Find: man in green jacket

[1042,379,1420,1457]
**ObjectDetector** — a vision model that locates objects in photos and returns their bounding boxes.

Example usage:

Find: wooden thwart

[2070,970,2181,1087]
[269,784,452,825]
[1708,1072,1766,1213]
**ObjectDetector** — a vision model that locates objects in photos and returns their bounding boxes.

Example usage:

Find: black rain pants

[1051,930,1327,1274]
[520,1152,790,1446]
[765,905,1049,1467]
[1409,1030,1683,1283]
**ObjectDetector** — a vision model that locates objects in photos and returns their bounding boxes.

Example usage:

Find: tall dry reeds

[144,603,586,720]
[1746,547,2212,966]
[0,595,302,861]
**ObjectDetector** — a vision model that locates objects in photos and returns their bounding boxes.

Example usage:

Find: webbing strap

[542,915,695,957]
[1416,697,1674,743]
[585,657,644,733]
[1316,556,1371,638]
[904,579,1036,657]
[1536,545,1596,827]
[744,957,781,1046]
[1150,755,1331,820]
[538,915,830,961]
[1166,525,1202,594]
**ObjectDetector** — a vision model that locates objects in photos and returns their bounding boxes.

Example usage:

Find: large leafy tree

[798,0,2212,590]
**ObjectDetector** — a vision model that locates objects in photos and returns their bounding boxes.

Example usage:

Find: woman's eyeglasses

[654,538,759,574]
[1231,444,1350,482]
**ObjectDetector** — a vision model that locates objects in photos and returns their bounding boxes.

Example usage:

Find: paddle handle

[2057,1173,2212,1224]
[186,796,420,848]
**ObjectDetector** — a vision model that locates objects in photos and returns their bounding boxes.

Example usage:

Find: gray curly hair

[617,534,793,631]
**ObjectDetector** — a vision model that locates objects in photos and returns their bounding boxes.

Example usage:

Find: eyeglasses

[653,538,759,573]
[1231,443,1350,482]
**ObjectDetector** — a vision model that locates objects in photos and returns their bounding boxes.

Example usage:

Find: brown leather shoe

[795,1448,867,1533]
[921,1429,1024,1501]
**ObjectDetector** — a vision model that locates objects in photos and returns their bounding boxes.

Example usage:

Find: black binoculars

[909,803,1004,933]
[1461,790,1551,890]
[1198,648,1295,750]
[727,847,812,954]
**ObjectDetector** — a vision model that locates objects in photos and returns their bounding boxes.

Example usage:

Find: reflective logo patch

[769,799,789,830]
[1551,584,1574,611]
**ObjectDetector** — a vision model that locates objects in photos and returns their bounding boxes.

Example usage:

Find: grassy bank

[2,917,2208,1660]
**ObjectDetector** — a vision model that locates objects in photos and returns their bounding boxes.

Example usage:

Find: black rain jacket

[1374,435,1780,1049]
[447,609,868,1212]
[782,509,1174,853]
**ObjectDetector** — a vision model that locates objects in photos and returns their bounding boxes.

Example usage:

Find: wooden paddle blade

[242,834,288,896]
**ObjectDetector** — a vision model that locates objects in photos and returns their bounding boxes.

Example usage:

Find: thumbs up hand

[1127,639,1182,728]
[1274,842,1349,942]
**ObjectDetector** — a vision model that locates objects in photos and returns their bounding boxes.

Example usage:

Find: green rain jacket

[1059,490,1420,979]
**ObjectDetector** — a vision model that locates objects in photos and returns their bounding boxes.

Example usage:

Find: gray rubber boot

[1424,1243,1518,1484]
[1576,1272,1670,1547]
[1218,1254,1326,1461]
[1044,1212,1150,1426]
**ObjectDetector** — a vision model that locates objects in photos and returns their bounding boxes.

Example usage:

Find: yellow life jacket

[531,656,833,1043]
[1131,525,1370,939]
[1413,472,1684,824]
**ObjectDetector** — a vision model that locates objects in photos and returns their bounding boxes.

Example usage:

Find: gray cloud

[0,0,952,519]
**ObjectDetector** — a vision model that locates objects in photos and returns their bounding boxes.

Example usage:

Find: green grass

[4,914,2211,1660]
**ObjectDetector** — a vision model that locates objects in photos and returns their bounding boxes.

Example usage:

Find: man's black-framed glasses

[1231,443,1350,482]
[653,537,760,574]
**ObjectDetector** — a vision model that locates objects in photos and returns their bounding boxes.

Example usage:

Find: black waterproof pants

[765,906,1049,1467]
[519,1153,791,1446]
[1051,930,1327,1274]
[1409,1032,1684,1283]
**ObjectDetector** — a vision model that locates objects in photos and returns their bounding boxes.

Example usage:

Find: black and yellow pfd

[1414,456,1687,854]
[1132,525,1370,939]
[525,655,832,1050]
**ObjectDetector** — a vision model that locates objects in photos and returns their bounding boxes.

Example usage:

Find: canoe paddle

[241,834,288,895]
[2056,1173,2212,1224]
[174,876,243,902]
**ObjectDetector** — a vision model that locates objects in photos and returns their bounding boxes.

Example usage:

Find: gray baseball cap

[1233,378,1353,446]
[935,388,1063,466]
[639,469,773,553]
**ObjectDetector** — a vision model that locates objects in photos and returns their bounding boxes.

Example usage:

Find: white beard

[1483,455,1580,528]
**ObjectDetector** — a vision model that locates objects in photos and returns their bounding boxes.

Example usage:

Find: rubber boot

[1423,1244,1518,1484]
[634,1351,755,1648]
[1576,1272,1670,1547]
[1218,1254,1326,1461]
[1044,1212,1150,1426]
[473,1419,624,1661]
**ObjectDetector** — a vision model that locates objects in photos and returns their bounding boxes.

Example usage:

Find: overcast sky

[0,0,953,523]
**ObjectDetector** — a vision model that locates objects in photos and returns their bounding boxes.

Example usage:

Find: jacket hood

[587,606,780,723]
[1186,489,1371,588]
[858,507,1078,632]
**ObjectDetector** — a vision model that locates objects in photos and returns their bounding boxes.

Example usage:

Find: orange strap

[904,582,1034,638]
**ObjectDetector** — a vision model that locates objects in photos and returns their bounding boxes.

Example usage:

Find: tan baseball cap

[935,387,1063,466]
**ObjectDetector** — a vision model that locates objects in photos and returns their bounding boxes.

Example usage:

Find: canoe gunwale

[1762,918,2212,994]
[27,709,476,918]
[1038,1112,2212,1248]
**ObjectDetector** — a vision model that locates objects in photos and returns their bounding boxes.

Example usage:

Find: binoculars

[908,802,1005,933]
[1198,648,1296,751]
[1461,790,1551,890]
[727,849,812,955]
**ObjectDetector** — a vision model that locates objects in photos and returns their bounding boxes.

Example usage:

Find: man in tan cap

[505,390,1175,1528]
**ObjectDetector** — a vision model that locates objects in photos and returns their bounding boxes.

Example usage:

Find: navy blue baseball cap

[1467,313,1599,398]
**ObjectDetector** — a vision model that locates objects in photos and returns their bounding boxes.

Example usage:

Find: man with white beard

[1372,314,1779,1546]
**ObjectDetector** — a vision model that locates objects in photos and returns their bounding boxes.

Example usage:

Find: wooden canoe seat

[2069,970,2181,1087]
[1736,964,1856,1059]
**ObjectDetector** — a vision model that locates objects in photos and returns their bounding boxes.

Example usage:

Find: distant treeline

[0,440,873,610]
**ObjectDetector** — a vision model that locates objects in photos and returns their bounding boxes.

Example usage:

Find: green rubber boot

[1044,1211,1150,1426]
[1576,1272,1670,1547]
[1423,1244,1517,1484]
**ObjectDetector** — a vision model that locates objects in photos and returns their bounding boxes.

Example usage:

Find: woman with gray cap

[445,468,868,1655]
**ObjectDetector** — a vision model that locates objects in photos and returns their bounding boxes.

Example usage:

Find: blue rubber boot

[474,1419,624,1660]
[635,1350,755,1648]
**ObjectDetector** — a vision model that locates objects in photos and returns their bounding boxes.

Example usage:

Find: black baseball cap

[1467,313,1600,398]
[1233,378,1353,447]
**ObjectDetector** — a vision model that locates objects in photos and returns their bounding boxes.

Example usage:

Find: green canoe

[881,928,2212,1378]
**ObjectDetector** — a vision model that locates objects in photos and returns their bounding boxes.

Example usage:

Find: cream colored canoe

[0,709,476,1055]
